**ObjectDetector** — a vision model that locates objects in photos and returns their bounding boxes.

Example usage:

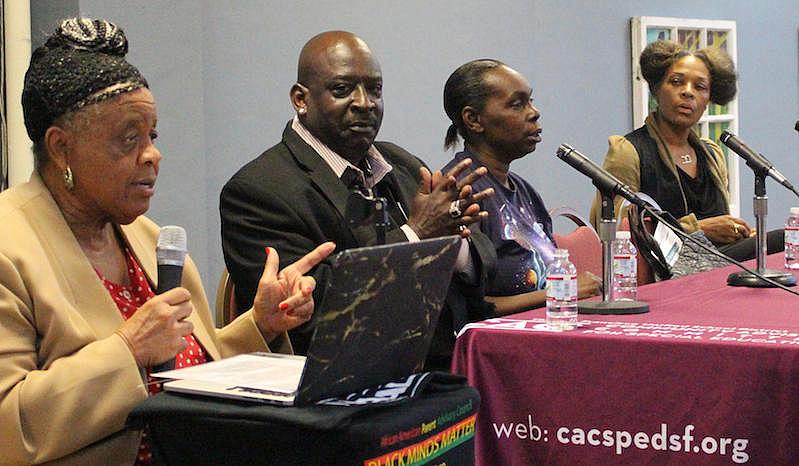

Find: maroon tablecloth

[453,254,799,465]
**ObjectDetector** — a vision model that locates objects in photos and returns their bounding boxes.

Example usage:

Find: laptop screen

[296,236,461,405]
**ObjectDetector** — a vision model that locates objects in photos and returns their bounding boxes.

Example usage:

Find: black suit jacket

[220,123,495,368]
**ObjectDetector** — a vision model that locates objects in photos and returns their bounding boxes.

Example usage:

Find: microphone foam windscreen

[156,225,187,266]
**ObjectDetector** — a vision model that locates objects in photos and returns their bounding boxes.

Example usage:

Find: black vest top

[625,126,721,221]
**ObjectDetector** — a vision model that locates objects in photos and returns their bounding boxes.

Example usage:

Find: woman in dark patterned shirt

[442,59,600,315]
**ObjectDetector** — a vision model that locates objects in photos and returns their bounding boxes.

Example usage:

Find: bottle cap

[791,207,799,215]
[616,231,631,240]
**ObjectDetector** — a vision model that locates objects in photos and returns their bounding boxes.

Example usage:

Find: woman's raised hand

[251,242,336,340]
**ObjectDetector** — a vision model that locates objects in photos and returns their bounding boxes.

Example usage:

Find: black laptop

[159,236,460,406]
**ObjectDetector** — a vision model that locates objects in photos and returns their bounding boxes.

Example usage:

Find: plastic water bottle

[545,249,578,331]
[785,207,799,269]
[611,231,638,301]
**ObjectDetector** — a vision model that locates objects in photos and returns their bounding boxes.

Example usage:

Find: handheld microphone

[152,225,187,373]
[719,130,796,194]
[555,143,647,208]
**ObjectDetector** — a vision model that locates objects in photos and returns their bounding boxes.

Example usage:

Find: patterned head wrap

[22,18,148,142]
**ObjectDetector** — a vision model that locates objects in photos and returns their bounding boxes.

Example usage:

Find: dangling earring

[64,166,75,191]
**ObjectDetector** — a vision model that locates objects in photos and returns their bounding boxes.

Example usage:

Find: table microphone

[555,143,650,315]
[152,225,187,373]
[719,130,797,196]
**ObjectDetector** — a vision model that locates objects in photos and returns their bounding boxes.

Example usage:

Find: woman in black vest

[590,40,781,261]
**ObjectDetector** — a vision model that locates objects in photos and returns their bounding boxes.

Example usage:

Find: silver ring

[449,200,463,218]
[457,225,467,233]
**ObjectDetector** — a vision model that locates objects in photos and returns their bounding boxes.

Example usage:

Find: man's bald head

[297,31,377,85]
[290,31,384,161]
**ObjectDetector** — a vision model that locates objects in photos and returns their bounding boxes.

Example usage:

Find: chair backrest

[549,206,602,277]
[214,268,237,328]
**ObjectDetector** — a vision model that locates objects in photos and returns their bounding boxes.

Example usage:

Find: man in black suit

[220,31,495,369]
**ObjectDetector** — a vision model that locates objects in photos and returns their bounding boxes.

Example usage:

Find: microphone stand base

[727,269,796,288]
[578,300,649,315]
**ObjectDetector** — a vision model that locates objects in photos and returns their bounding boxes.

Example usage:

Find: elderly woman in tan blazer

[0,18,334,465]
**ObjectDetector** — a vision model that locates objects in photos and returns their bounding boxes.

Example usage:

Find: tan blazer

[0,175,290,465]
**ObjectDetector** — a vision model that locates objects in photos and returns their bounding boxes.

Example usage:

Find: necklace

[680,153,693,164]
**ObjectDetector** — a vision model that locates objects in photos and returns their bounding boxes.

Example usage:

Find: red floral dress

[97,249,209,465]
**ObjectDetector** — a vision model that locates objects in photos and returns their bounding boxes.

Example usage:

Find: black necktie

[341,166,367,193]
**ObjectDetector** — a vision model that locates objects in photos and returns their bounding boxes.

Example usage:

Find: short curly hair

[640,40,737,105]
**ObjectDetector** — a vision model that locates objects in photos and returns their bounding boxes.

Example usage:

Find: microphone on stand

[718,131,797,287]
[555,143,649,315]
[152,225,188,373]
[719,130,798,197]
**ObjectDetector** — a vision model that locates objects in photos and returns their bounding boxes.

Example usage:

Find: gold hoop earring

[64,166,75,191]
